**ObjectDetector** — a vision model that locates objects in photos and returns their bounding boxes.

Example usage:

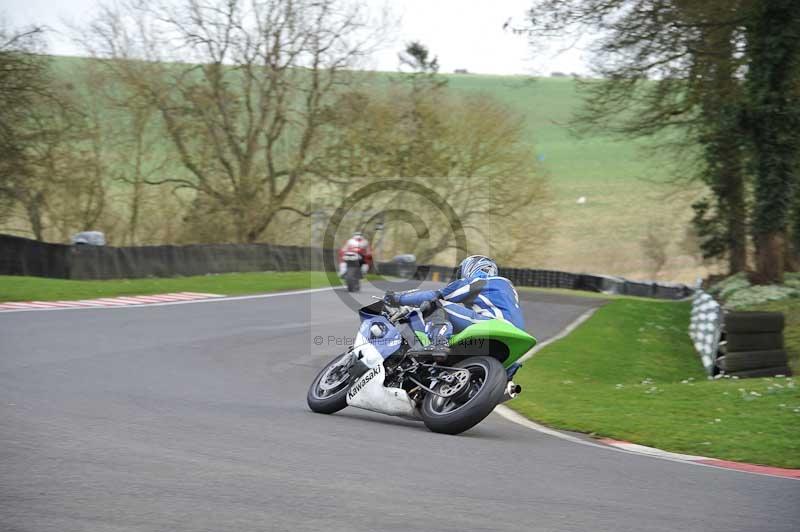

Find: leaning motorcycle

[307,297,537,434]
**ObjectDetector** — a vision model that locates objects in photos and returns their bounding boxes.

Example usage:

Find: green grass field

[0,272,333,302]
[41,57,705,283]
[509,298,800,468]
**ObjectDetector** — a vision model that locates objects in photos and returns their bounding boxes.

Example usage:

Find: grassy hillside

[45,57,707,282]
[443,73,705,282]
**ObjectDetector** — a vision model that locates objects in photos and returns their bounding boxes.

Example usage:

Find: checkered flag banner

[689,290,723,375]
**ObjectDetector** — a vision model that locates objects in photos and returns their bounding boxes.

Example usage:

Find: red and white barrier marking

[598,438,800,480]
[0,292,224,313]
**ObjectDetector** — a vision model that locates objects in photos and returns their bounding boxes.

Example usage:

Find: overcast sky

[2,0,591,76]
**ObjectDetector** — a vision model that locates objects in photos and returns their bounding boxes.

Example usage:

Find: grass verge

[510,298,800,468]
[0,272,334,302]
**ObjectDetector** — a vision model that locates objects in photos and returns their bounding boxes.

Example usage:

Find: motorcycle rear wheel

[307,353,352,414]
[420,356,507,435]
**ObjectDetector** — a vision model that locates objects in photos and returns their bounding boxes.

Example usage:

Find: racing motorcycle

[306,296,537,434]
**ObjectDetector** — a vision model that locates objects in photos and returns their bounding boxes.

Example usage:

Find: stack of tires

[716,312,792,377]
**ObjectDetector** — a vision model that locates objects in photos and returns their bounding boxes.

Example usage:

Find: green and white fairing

[449,319,537,367]
[414,318,537,366]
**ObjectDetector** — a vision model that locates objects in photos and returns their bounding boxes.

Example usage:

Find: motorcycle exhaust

[503,381,522,402]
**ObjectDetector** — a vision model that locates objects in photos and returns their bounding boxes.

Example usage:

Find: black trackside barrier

[0,234,693,299]
[0,234,71,278]
[0,234,334,280]
[65,243,335,280]
[378,262,692,300]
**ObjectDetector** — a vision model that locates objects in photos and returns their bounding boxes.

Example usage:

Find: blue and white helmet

[457,255,498,279]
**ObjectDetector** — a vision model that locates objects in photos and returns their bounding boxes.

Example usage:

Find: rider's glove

[384,291,401,307]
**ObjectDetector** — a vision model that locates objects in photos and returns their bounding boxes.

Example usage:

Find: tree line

[4,0,796,282]
[0,0,550,266]
[525,0,800,284]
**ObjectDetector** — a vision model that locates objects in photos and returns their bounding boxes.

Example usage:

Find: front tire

[420,356,507,435]
[307,353,352,414]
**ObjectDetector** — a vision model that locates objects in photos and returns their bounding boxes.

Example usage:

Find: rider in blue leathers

[385,255,524,360]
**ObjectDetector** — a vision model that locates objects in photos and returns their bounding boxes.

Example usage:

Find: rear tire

[420,356,507,435]
[716,350,788,372]
[725,312,784,333]
[725,332,783,351]
[307,353,352,414]
[726,365,792,378]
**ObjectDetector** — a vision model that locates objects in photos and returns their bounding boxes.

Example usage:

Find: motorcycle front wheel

[420,356,507,435]
[307,353,352,414]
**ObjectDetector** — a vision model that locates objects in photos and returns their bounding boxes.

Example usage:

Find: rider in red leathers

[337,232,373,277]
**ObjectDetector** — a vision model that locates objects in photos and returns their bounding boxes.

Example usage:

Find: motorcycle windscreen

[358,301,385,321]
[356,317,402,361]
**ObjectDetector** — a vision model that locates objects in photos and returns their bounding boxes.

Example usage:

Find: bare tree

[114,102,162,245]
[91,63,174,245]
[80,0,381,243]
[0,21,117,242]
[641,223,671,278]
[320,84,551,265]
[19,76,112,241]
[0,22,48,234]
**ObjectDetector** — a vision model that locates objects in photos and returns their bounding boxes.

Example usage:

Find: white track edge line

[0,286,339,313]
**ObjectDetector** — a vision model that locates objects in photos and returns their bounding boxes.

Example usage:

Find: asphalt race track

[1,283,798,532]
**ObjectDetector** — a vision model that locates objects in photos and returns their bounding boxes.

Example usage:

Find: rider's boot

[424,322,451,362]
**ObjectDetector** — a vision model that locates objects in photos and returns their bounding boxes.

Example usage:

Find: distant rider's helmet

[347,232,368,250]
[457,255,498,279]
